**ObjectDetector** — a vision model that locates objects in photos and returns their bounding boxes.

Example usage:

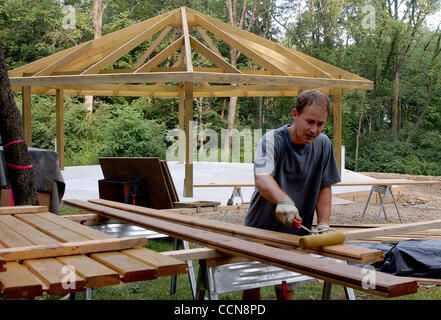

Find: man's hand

[316,222,331,234]
[275,200,301,228]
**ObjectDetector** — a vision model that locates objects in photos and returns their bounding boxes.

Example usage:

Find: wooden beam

[344,219,441,241]
[0,237,148,262]
[0,206,48,215]
[195,13,290,76]
[333,87,343,175]
[33,42,92,76]
[181,7,193,72]
[82,12,176,74]
[55,89,64,169]
[189,35,241,74]
[184,82,193,197]
[62,199,417,297]
[86,199,382,264]
[135,37,184,73]
[178,84,185,163]
[192,8,333,78]
[9,71,374,89]
[196,26,222,56]
[133,26,173,69]
[21,86,32,147]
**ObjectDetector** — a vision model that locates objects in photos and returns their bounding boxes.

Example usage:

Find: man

[243,89,341,300]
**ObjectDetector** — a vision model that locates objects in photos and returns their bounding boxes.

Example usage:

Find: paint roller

[294,218,346,249]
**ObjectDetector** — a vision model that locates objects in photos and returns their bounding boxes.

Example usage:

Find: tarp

[349,240,441,279]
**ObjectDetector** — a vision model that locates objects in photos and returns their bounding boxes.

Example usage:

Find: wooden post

[178,84,185,164]
[56,89,64,170]
[333,88,343,175]
[183,82,193,197]
[21,86,32,147]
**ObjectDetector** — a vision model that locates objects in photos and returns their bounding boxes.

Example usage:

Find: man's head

[290,90,330,144]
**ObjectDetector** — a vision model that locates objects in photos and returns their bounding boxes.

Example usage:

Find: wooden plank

[87,199,380,263]
[35,212,114,240]
[14,214,90,242]
[57,255,120,288]
[98,157,173,209]
[0,206,48,215]
[0,262,43,299]
[135,37,184,73]
[161,160,179,203]
[0,215,59,246]
[0,222,34,248]
[62,199,417,297]
[189,35,241,74]
[22,86,32,146]
[83,13,176,74]
[195,13,289,76]
[196,26,222,56]
[0,237,148,262]
[181,7,193,72]
[122,248,187,277]
[90,251,158,282]
[344,219,441,241]
[184,82,194,197]
[333,87,342,175]
[336,179,441,186]
[56,88,64,169]
[23,258,86,295]
[9,71,375,90]
[133,26,173,69]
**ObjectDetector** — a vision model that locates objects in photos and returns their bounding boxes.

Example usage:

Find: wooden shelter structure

[8,7,373,197]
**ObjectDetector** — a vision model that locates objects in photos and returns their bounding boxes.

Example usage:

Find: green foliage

[100,105,167,159]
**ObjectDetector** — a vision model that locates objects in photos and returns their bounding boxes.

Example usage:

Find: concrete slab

[61,162,374,206]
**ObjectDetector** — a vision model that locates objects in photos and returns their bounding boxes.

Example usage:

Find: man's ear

[292,108,298,121]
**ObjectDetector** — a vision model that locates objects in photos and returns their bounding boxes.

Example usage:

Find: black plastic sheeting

[347,239,441,279]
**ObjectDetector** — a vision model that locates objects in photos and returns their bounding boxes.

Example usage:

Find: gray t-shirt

[245,124,341,235]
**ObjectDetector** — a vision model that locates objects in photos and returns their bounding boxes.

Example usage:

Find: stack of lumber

[0,206,187,299]
[337,220,441,243]
[64,199,418,298]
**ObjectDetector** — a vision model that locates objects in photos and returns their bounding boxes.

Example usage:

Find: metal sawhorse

[361,185,403,223]
[194,256,356,300]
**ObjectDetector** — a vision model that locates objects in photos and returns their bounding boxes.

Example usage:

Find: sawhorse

[361,185,403,223]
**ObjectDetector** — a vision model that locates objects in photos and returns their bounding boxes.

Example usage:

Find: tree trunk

[406,76,432,144]
[0,41,38,205]
[85,0,105,115]
[354,111,364,172]
[391,68,400,133]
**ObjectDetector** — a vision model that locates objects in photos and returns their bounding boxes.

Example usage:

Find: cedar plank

[88,198,381,263]
[90,251,158,282]
[64,199,417,297]
[0,262,43,299]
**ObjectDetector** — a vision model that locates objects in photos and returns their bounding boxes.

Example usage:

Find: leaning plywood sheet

[99,157,173,209]
[64,199,417,297]
[86,199,381,263]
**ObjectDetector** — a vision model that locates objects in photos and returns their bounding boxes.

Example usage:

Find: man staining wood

[0,41,38,205]
[244,90,340,300]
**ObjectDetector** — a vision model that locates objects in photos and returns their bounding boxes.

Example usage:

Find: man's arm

[254,173,291,204]
[316,185,332,224]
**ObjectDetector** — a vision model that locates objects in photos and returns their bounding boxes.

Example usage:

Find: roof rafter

[189,36,241,74]
[133,26,173,69]
[135,37,184,73]
[82,12,177,74]
[180,7,193,72]
[194,13,290,76]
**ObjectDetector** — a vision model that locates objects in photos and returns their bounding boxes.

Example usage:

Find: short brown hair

[295,90,330,115]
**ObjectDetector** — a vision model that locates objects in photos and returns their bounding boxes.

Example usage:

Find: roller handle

[293,218,302,229]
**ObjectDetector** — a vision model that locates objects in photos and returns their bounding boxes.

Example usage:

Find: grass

[56,206,441,300]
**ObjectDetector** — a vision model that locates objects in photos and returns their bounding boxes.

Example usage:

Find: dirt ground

[198,172,441,226]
